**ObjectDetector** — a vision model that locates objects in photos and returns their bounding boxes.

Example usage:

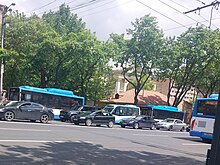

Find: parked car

[59,105,101,122]
[0,101,54,123]
[72,110,115,128]
[120,115,156,129]
[156,118,186,131]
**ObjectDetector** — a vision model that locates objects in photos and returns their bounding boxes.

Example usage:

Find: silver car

[156,118,186,131]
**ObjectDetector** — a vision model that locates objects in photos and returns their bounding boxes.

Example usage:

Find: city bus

[140,105,184,122]
[103,104,140,124]
[8,86,85,119]
[189,94,218,141]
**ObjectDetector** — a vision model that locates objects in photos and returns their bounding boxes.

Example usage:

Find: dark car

[72,110,115,128]
[0,101,54,123]
[120,115,156,129]
[59,105,101,122]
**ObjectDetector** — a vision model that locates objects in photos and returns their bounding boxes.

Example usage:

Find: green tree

[158,26,215,106]
[110,15,164,105]
[194,29,220,97]
[65,30,113,101]
[4,12,57,89]
[42,4,85,36]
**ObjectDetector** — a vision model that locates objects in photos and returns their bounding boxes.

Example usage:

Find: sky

[1,0,220,40]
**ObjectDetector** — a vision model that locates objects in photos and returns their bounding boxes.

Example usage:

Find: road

[0,120,210,165]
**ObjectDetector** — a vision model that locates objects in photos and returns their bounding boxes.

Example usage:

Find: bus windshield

[197,100,218,116]
[103,106,114,113]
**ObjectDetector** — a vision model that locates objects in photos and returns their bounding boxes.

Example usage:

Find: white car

[156,118,186,131]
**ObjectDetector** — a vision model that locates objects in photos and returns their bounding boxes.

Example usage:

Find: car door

[175,120,184,130]
[93,111,104,124]
[139,117,147,128]
[143,116,153,128]
[18,103,32,119]
[30,103,44,120]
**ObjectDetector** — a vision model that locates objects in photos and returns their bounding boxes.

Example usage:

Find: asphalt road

[0,120,210,165]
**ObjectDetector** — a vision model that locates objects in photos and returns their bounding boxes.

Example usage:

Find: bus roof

[196,95,219,101]
[145,105,182,113]
[19,86,84,100]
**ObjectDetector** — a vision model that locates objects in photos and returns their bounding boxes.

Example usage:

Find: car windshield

[163,119,174,123]
[135,116,143,120]
[5,101,23,107]
[70,105,82,111]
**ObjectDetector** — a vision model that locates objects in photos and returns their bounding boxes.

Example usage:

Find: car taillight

[191,119,196,130]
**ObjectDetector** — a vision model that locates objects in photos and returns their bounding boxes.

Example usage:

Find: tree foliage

[157,26,216,106]
[110,15,164,105]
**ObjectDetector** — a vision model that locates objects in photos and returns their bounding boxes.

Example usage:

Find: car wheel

[40,114,49,123]
[133,122,139,129]
[168,125,173,131]
[156,127,160,130]
[108,121,114,128]
[186,126,190,132]
[4,111,15,121]
[85,119,92,126]
[74,122,79,125]
[150,124,156,130]
[180,127,185,132]
[121,124,125,128]
[70,115,75,123]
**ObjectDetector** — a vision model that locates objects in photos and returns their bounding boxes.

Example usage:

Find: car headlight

[80,117,86,119]
[129,120,134,123]
[0,108,4,112]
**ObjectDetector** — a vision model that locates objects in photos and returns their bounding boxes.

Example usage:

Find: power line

[77,0,116,15]
[196,0,206,5]
[183,1,219,14]
[164,16,220,31]
[38,0,79,15]
[27,0,58,13]
[80,0,133,18]
[168,0,218,28]
[135,0,188,29]
[158,0,206,26]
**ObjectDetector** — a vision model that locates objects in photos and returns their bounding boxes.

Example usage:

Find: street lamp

[0,3,15,102]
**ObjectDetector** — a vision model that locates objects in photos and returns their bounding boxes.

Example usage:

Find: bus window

[197,100,217,116]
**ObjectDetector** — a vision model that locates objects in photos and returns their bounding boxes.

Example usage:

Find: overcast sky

[1,0,220,40]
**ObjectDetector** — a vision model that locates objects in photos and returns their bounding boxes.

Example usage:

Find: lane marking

[0,128,51,132]
[133,134,168,137]
[0,140,64,143]
[0,140,94,143]
[182,143,211,146]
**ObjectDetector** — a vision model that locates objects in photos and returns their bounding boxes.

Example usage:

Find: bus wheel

[40,114,49,123]
[202,138,212,143]
[85,119,92,126]
[133,122,139,129]
[108,121,114,128]
[4,111,15,121]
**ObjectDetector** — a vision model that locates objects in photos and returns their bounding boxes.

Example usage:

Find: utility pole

[184,1,220,165]
[0,3,15,102]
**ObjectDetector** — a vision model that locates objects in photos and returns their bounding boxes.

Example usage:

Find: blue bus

[8,86,85,119]
[189,94,218,141]
[140,105,184,122]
